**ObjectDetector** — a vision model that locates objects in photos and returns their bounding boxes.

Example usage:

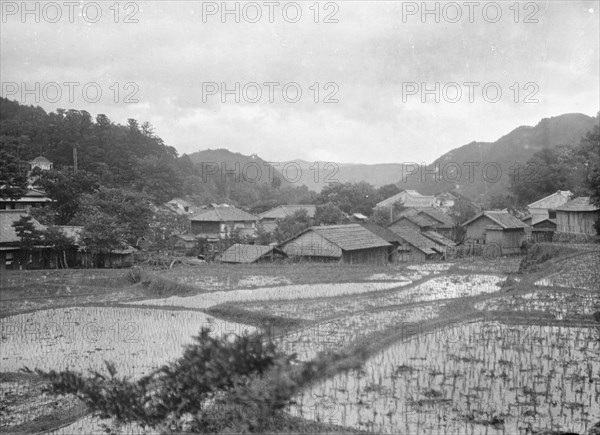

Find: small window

[6,252,14,260]
[548,210,556,219]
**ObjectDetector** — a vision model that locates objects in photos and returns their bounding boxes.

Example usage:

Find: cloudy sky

[1,1,598,164]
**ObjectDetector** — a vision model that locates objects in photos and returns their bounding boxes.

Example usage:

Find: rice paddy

[233,274,504,321]
[289,322,600,434]
[1,253,598,434]
[1,307,256,378]
[129,282,405,310]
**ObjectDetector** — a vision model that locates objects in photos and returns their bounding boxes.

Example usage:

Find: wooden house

[385,226,442,262]
[168,232,198,255]
[388,214,434,234]
[527,190,572,225]
[258,205,317,233]
[422,230,456,256]
[462,211,529,255]
[190,204,258,240]
[217,243,286,264]
[555,197,599,236]
[358,222,411,263]
[376,190,435,209]
[0,210,48,270]
[397,207,455,238]
[280,224,390,264]
[530,219,556,243]
[0,187,53,210]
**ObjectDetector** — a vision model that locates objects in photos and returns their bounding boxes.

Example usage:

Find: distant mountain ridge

[284,113,597,198]
[186,148,287,185]
[187,113,598,200]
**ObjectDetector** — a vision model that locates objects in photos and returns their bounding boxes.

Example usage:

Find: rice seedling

[274,305,440,361]
[289,321,600,434]
[0,307,256,378]
[235,275,504,321]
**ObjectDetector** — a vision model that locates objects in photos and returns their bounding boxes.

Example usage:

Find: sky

[1,1,599,164]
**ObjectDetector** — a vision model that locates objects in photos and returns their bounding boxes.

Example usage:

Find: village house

[190,204,258,240]
[0,187,53,210]
[527,190,572,225]
[217,243,287,264]
[421,230,456,256]
[0,210,48,270]
[258,204,317,233]
[387,214,434,234]
[434,192,455,210]
[462,211,529,255]
[54,225,137,268]
[165,198,196,215]
[358,222,410,263]
[555,197,599,236]
[280,224,391,264]
[385,227,442,262]
[376,190,436,209]
[397,207,455,238]
[529,218,557,243]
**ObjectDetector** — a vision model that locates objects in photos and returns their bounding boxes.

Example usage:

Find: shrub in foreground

[25,328,338,433]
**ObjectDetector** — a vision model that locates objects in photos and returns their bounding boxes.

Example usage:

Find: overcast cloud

[1,1,598,164]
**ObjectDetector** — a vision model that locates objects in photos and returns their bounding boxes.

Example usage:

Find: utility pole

[73,147,78,174]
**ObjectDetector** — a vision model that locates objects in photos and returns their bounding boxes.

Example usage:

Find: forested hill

[398,113,598,200]
[0,98,316,218]
[0,97,188,204]
[275,114,598,199]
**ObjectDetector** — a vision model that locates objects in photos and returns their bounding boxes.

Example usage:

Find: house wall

[0,248,49,270]
[191,221,221,237]
[556,211,599,235]
[396,245,428,262]
[485,228,525,255]
[529,194,570,224]
[282,231,342,258]
[464,216,496,242]
[341,247,388,265]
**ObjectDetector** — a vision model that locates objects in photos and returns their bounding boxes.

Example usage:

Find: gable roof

[191,205,258,222]
[358,222,405,244]
[259,204,317,220]
[289,224,391,252]
[399,207,454,227]
[422,230,456,247]
[528,190,572,209]
[555,196,599,212]
[532,218,557,228]
[0,210,46,244]
[462,211,529,229]
[386,227,438,255]
[376,190,435,208]
[218,243,283,263]
[389,213,435,228]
